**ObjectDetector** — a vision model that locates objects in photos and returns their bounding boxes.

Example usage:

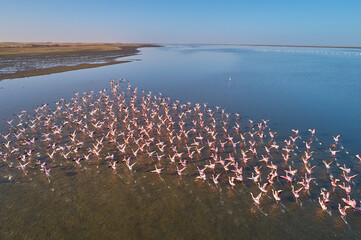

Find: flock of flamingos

[0,79,360,223]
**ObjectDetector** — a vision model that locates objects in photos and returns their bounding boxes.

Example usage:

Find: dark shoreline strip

[0,61,131,81]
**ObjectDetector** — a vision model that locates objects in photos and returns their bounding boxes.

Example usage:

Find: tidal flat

[0,42,160,80]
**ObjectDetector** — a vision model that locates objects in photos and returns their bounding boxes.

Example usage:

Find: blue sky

[1,0,361,46]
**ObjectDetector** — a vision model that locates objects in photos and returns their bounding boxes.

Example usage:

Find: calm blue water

[1,45,361,239]
[1,45,361,153]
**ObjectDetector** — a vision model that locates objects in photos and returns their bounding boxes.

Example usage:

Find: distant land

[0,42,161,80]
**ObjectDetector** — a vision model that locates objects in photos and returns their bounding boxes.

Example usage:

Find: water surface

[1,45,361,151]
[1,45,361,239]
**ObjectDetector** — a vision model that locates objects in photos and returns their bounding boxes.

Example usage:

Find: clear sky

[1,0,361,46]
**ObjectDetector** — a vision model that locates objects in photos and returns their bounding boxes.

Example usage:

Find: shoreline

[0,61,131,80]
[0,43,161,81]
[2,41,359,81]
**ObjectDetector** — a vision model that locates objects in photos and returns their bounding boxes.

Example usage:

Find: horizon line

[1,41,361,49]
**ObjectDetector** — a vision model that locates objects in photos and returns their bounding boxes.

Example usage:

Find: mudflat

[0,42,160,80]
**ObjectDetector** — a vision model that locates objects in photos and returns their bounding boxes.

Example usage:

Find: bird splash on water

[0,78,360,222]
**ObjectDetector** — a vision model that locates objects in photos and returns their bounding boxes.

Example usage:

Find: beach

[0,42,160,80]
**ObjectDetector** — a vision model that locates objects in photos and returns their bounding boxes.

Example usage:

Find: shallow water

[1,45,361,239]
[1,45,361,151]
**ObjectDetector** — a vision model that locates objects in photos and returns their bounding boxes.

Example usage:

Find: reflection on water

[0,80,361,239]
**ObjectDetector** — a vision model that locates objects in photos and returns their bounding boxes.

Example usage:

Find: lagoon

[1,45,361,152]
[1,45,361,239]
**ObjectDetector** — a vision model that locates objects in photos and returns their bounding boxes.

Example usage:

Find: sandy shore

[0,42,161,80]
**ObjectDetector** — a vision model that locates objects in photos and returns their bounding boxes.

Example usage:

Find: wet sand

[0,61,133,80]
[0,42,161,80]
